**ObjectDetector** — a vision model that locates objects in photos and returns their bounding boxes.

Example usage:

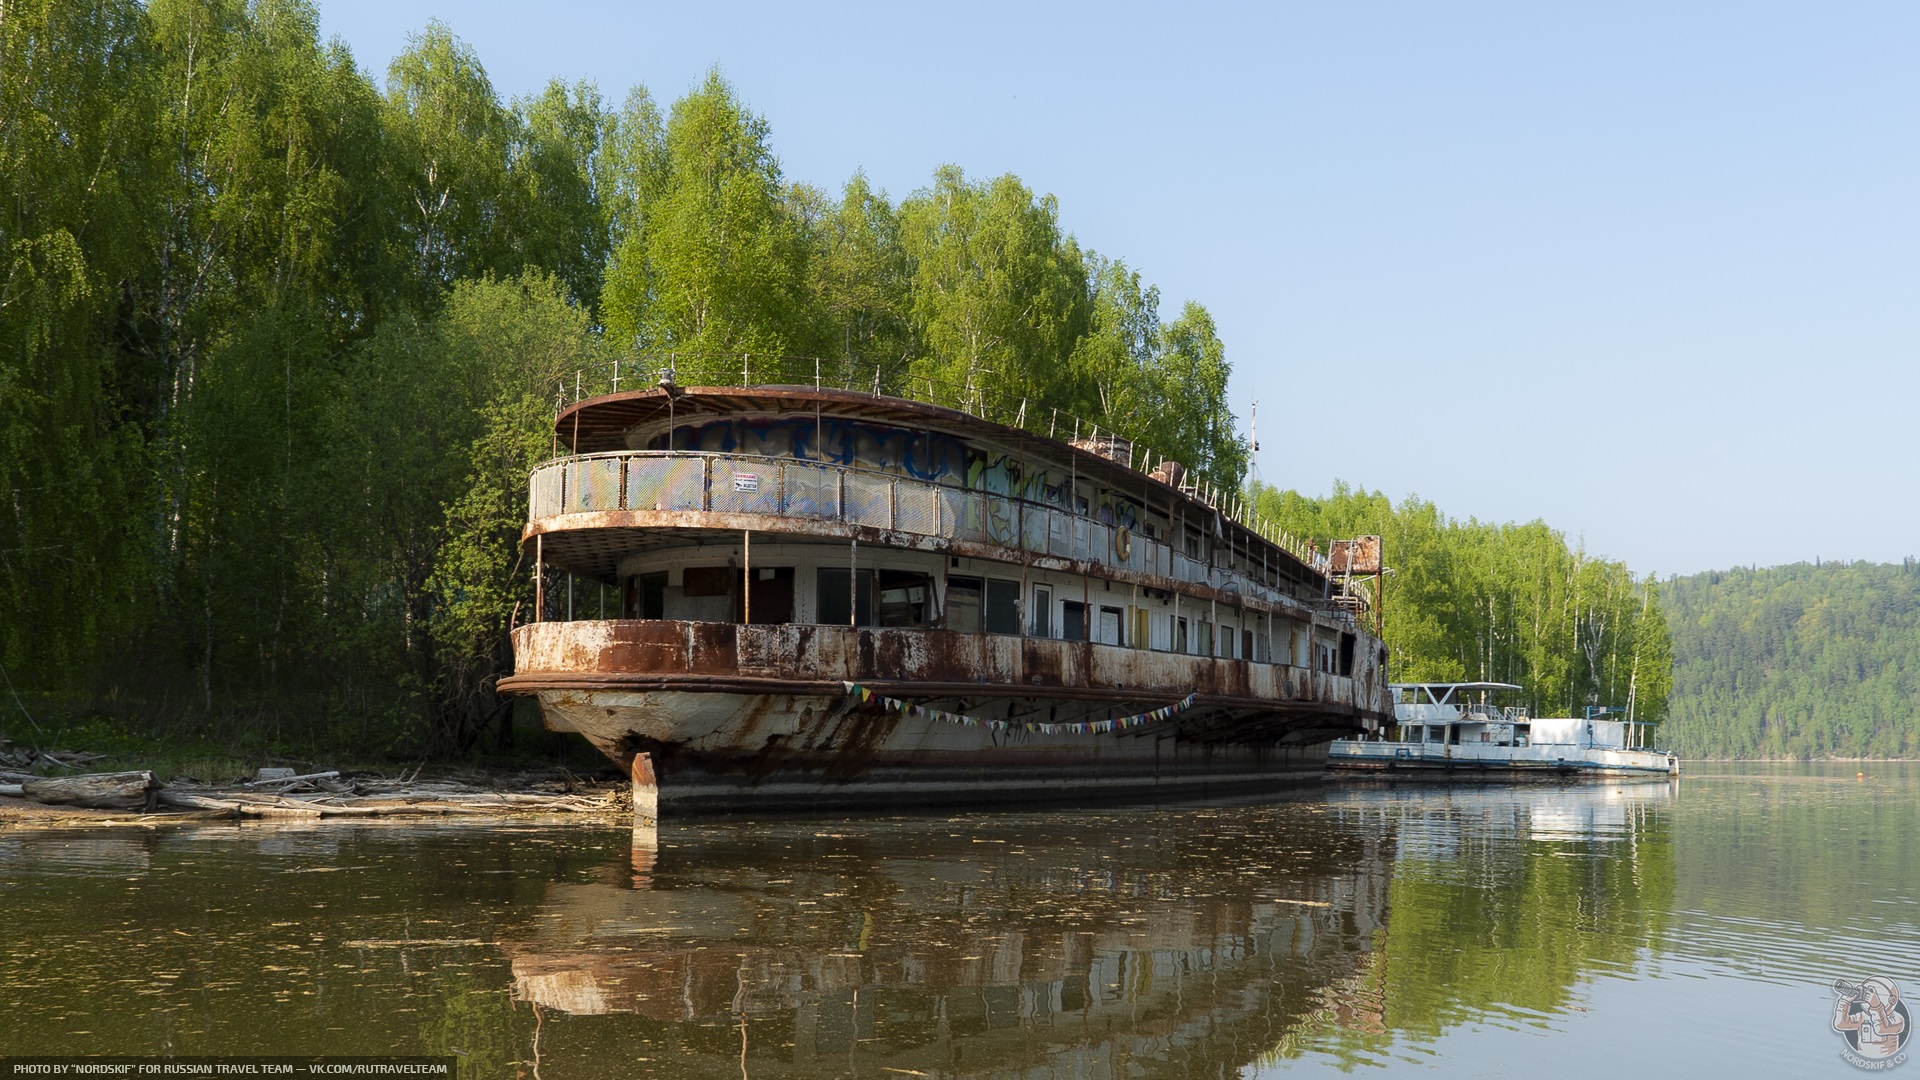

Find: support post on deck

[631,751,658,825]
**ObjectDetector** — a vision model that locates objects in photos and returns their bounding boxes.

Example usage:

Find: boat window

[816,568,874,627]
[1062,600,1087,642]
[629,572,667,619]
[1176,616,1189,654]
[985,579,1020,635]
[747,567,795,624]
[683,566,731,597]
[876,569,933,627]
[1199,621,1213,657]
[1243,628,1255,662]
[1031,585,1052,637]
[946,576,983,632]
[679,566,735,622]
[1097,606,1124,646]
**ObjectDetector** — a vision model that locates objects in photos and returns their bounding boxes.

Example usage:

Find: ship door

[1062,600,1088,641]
[746,567,794,624]
[1098,606,1124,646]
[628,572,666,619]
[1031,585,1052,637]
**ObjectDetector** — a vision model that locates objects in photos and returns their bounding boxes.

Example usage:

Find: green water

[1,764,1914,1077]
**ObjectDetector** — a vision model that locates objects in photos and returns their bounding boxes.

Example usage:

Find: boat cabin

[1391,682,1531,747]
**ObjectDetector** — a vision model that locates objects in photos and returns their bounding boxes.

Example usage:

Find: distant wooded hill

[1661,560,1920,758]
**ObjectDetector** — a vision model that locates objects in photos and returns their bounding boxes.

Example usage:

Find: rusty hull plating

[500,384,1393,815]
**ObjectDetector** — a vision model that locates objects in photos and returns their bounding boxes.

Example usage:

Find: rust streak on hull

[506,620,1387,814]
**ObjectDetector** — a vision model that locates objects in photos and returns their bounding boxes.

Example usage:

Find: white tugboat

[1328,681,1678,777]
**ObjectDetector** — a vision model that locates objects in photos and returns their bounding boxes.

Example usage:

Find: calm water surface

[2,763,1915,1077]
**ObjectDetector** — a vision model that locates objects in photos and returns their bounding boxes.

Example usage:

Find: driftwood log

[19,770,161,811]
[3,766,622,819]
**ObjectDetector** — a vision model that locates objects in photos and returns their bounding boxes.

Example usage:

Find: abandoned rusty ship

[498,373,1392,815]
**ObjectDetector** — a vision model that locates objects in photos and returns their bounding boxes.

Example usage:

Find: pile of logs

[0,765,625,819]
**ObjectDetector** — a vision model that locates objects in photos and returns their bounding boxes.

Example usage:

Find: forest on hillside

[1661,560,1920,758]
[3,0,1673,758]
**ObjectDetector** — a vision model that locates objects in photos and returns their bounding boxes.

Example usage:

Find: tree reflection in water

[0,784,1679,1077]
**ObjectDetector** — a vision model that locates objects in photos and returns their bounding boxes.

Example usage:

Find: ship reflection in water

[501,801,1392,1075]
[496,784,1673,1075]
[12,770,1909,1075]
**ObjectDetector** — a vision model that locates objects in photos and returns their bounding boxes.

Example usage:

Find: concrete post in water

[631,823,658,888]
[631,752,659,825]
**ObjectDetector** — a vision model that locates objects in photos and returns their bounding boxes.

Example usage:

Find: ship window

[1184,530,1200,559]
[747,567,795,624]
[1098,606,1124,646]
[678,565,735,623]
[1175,616,1189,653]
[877,570,934,627]
[1032,585,1052,637]
[946,575,983,631]
[633,572,666,619]
[1198,621,1213,656]
[683,566,733,597]
[1243,629,1255,662]
[1062,600,1087,642]
[985,579,1020,635]
[816,568,874,627]
[1339,633,1356,676]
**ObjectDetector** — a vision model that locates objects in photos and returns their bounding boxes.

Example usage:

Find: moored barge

[499,376,1393,816]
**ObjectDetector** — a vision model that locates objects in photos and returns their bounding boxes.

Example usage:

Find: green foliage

[0,10,1256,754]
[0,0,152,683]
[1661,561,1920,758]
[1256,482,1672,724]
[896,166,1090,407]
[601,69,817,377]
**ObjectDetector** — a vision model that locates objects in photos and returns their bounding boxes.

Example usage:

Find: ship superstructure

[499,379,1393,815]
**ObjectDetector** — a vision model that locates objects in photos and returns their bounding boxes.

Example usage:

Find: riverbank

[0,764,630,829]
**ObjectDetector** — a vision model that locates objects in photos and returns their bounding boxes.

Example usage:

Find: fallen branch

[243,770,341,788]
[20,770,161,811]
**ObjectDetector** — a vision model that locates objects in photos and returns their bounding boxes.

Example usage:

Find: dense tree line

[1661,560,1920,758]
[1256,483,1673,726]
[1,0,1246,750]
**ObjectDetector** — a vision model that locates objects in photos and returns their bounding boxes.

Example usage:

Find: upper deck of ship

[525,380,1379,626]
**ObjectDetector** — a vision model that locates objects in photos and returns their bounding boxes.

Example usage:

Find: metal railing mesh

[542,352,1335,575]
[529,449,1373,620]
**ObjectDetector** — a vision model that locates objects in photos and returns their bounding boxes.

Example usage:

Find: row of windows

[618,565,1354,669]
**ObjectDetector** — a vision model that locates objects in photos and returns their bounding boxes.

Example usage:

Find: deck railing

[543,353,1344,579]
[531,450,1360,617]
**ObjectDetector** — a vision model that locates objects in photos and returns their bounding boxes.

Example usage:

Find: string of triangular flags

[841,681,1198,734]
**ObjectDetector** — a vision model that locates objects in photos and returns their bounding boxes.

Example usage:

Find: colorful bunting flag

[839,681,1198,734]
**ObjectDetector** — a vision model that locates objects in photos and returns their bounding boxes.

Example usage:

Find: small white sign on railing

[732,472,760,493]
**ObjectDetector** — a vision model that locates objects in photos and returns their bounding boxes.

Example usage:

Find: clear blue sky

[316,1,1920,578]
